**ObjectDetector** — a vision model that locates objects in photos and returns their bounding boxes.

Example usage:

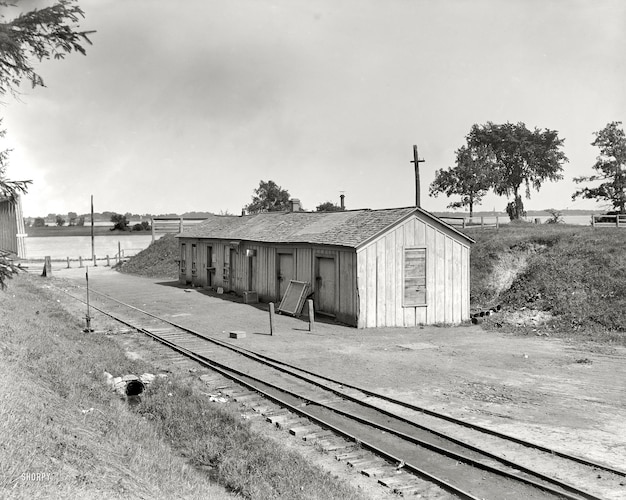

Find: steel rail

[59,289,480,500]
[59,287,602,500]
[84,285,626,479]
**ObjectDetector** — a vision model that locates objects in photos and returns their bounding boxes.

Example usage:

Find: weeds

[137,379,362,499]
[469,224,626,343]
[1,275,367,499]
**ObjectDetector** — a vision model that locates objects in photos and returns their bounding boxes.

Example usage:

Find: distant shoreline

[25,226,152,238]
[433,209,606,218]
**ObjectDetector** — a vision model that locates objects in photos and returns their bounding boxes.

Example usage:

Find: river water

[24,234,162,260]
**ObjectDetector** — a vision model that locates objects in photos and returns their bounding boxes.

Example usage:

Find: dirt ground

[44,265,626,496]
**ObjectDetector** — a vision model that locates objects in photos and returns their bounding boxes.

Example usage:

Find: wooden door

[229,248,237,291]
[316,257,336,315]
[180,243,189,283]
[191,244,198,285]
[206,245,213,287]
[277,253,294,299]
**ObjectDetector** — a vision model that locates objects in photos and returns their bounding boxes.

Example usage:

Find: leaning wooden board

[277,280,310,316]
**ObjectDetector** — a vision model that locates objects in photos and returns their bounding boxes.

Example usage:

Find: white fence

[151,217,208,242]
[591,214,626,228]
[439,216,500,230]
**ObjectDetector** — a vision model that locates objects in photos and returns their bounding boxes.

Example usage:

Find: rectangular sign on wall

[404,247,426,306]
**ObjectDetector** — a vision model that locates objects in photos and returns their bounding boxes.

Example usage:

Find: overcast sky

[3,0,625,217]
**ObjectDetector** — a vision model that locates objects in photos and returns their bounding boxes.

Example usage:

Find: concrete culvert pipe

[125,379,145,396]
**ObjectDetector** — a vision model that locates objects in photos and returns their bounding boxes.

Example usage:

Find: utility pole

[410,145,425,207]
[90,194,95,260]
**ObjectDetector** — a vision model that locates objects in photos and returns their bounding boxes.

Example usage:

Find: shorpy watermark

[21,472,53,482]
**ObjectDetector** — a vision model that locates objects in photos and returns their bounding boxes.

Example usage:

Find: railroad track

[57,283,625,500]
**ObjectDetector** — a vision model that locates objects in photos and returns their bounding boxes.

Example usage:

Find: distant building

[0,195,26,258]
[176,205,474,328]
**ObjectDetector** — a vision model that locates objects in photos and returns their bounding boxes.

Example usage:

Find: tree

[466,122,568,220]
[429,145,493,217]
[0,1,92,289]
[55,214,65,226]
[33,217,45,227]
[544,208,564,224]
[572,121,626,214]
[67,211,77,225]
[245,180,291,214]
[0,1,93,96]
[110,213,129,231]
[76,215,85,226]
[316,201,344,212]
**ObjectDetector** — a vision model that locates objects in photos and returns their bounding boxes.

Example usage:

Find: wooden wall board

[277,280,310,316]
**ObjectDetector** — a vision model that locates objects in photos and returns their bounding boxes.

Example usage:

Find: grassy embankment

[116,234,180,279]
[469,223,626,343]
[0,276,366,500]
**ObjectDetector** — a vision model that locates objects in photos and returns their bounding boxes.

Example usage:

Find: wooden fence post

[42,256,52,277]
[307,299,315,333]
[106,255,110,267]
[66,257,70,269]
[93,254,97,267]
[269,302,275,336]
[79,256,83,268]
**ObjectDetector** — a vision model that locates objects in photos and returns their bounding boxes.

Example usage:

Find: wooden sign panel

[404,248,426,306]
[277,280,310,316]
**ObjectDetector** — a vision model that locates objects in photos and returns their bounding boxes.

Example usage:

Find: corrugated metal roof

[178,206,474,248]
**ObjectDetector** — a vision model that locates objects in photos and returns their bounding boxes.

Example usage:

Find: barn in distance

[176,200,474,328]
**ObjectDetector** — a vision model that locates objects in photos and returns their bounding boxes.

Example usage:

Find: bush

[132,221,151,232]
[110,213,129,231]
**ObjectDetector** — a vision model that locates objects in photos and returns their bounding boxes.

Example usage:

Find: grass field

[0,276,367,500]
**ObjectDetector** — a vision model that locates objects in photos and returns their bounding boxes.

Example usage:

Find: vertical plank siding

[365,244,377,327]
[434,231,446,324]
[356,214,471,328]
[384,231,395,327]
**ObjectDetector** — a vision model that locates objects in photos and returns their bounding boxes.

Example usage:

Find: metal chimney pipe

[340,194,345,210]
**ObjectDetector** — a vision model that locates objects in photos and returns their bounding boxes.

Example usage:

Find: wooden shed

[176,206,474,328]
[0,195,26,258]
